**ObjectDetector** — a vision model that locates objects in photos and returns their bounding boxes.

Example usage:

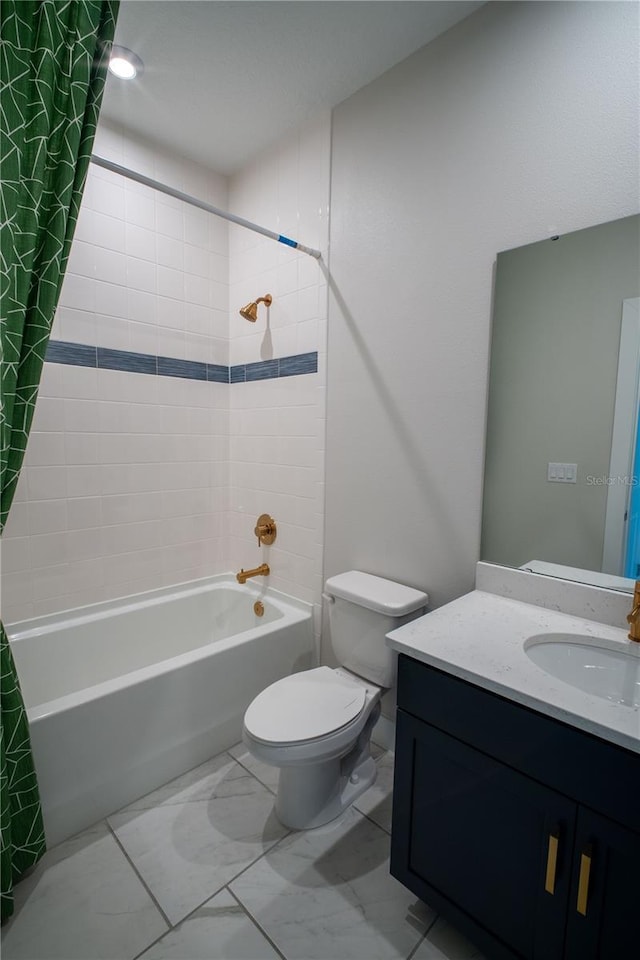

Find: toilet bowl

[242,571,428,829]
[243,666,381,829]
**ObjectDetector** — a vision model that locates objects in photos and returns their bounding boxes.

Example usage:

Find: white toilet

[242,571,428,829]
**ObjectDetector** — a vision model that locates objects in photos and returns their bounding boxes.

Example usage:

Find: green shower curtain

[1,0,118,924]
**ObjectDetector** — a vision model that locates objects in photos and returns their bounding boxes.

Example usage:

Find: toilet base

[274,704,381,830]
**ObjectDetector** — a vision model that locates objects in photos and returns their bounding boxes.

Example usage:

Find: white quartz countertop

[387,590,640,753]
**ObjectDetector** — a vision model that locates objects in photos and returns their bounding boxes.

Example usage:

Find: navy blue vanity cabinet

[563,809,639,960]
[390,654,640,960]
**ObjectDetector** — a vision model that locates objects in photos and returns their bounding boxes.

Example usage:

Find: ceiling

[101,0,484,175]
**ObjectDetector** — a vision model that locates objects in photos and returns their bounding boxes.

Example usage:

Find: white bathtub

[7,575,314,847]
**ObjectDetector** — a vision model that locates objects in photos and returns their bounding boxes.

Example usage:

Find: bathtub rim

[6,572,310,638]
[7,574,313,723]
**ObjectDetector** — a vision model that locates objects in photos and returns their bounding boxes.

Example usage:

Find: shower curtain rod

[89,155,322,260]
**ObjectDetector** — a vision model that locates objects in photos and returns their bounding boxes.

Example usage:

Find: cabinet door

[564,808,640,960]
[391,710,576,960]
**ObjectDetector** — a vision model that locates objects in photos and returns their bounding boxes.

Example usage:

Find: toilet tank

[324,571,428,687]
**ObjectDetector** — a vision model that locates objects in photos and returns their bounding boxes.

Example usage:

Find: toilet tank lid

[324,571,428,616]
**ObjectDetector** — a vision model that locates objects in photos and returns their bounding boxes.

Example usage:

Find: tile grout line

[105,819,173,932]
[132,877,238,956]
[131,926,171,960]
[353,805,391,836]
[405,912,440,960]
[224,749,278,796]
[116,751,295,944]
[225,885,289,960]
[126,825,294,951]
[221,822,294,891]
[406,932,428,960]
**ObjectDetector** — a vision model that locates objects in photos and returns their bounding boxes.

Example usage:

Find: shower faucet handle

[255,514,277,547]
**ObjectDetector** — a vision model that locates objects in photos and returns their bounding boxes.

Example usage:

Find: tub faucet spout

[236,563,270,585]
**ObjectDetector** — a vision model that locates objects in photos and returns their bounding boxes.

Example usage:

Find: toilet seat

[244,666,367,745]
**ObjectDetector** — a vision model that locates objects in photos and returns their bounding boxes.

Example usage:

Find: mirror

[481,214,640,592]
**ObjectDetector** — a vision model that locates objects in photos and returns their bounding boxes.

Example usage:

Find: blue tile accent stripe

[279,352,318,377]
[232,352,318,383]
[157,356,207,381]
[46,340,97,367]
[246,359,279,382]
[207,363,229,384]
[98,347,157,376]
[45,340,317,385]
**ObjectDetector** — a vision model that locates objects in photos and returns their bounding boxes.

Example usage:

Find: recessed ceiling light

[108,45,144,80]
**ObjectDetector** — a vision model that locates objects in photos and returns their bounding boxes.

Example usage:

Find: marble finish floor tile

[354,750,394,832]
[231,806,434,960]
[412,917,486,959]
[139,888,282,960]
[1,821,167,960]
[228,742,279,792]
[108,753,288,926]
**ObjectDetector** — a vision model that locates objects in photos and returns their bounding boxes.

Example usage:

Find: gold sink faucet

[626,580,640,642]
[236,563,270,585]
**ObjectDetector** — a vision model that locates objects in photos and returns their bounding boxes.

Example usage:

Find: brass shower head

[239,294,272,322]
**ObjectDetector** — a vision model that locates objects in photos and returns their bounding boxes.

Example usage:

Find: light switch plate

[548,462,577,483]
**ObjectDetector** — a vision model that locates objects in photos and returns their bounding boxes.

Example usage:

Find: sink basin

[524,634,640,707]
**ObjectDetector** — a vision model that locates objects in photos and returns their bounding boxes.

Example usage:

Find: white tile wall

[2,115,331,630]
[228,115,331,645]
[2,121,230,623]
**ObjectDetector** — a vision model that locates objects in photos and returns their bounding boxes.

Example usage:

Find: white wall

[324,0,640,648]
[228,116,331,647]
[2,121,230,623]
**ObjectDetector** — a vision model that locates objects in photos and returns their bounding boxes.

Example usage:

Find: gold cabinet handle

[576,845,593,916]
[544,828,560,895]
